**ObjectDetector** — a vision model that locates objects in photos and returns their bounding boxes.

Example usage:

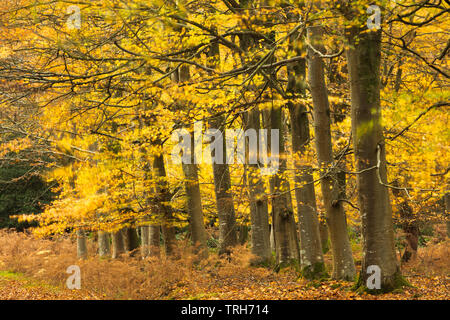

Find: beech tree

[307,25,355,280]
[344,5,401,290]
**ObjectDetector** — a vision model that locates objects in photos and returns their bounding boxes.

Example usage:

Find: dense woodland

[0,0,448,299]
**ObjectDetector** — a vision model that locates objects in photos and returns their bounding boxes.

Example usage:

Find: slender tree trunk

[394,58,403,92]
[209,115,238,255]
[183,158,208,255]
[307,25,355,280]
[141,225,161,257]
[141,226,150,257]
[204,34,238,255]
[153,152,176,256]
[445,193,450,238]
[76,229,88,260]
[289,102,326,277]
[139,134,162,259]
[270,106,300,266]
[112,229,125,259]
[98,231,110,258]
[244,109,271,264]
[391,181,418,263]
[172,64,208,256]
[237,10,271,264]
[282,23,324,276]
[148,225,161,257]
[346,26,402,291]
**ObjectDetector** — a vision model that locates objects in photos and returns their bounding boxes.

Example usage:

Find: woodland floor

[0,268,448,300]
[0,230,448,300]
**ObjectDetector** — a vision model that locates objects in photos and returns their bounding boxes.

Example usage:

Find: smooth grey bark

[175,66,208,255]
[112,229,125,259]
[237,10,271,264]
[209,115,238,255]
[287,63,324,277]
[141,226,150,257]
[346,26,401,290]
[244,109,271,264]
[270,106,300,266]
[141,225,161,257]
[153,151,176,256]
[139,135,162,258]
[307,25,355,280]
[182,156,208,254]
[98,231,111,258]
[201,32,238,255]
[281,22,324,276]
[76,229,88,260]
[289,102,326,276]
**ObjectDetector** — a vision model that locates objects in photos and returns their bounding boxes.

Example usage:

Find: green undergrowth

[353,271,412,294]
[0,270,61,293]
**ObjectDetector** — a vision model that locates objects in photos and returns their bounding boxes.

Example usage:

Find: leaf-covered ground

[0,271,96,300]
[0,268,448,300]
[0,231,448,300]
[185,273,449,300]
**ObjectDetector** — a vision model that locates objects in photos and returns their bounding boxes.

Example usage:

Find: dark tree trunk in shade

[112,229,125,259]
[152,151,176,256]
[123,227,140,255]
[269,106,300,266]
[346,26,402,291]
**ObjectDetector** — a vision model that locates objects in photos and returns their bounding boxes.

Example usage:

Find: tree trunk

[391,181,418,263]
[181,132,208,253]
[153,152,176,256]
[183,159,208,255]
[76,229,88,260]
[172,64,208,256]
[112,229,125,259]
[141,225,161,257]
[288,102,326,277]
[346,26,402,291]
[205,35,238,255]
[307,25,355,280]
[237,10,271,264]
[209,116,238,255]
[283,24,324,276]
[270,106,300,266]
[123,227,139,255]
[98,231,110,258]
[148,225,161,257]
[244,108,271,264]
[141,226,150,257]
[444,193,450,238]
